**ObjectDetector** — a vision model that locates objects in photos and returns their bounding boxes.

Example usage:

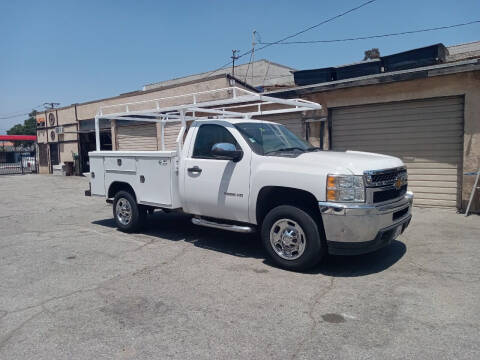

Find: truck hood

[295,150,404,174]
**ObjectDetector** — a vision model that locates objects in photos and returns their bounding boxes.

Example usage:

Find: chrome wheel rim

[116,198,132,225]
[269,218,306,260]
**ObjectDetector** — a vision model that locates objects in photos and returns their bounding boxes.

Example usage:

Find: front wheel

[113,191,145,233]
[261,205,325,271]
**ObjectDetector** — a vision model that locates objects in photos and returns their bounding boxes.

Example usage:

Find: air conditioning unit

[55,126,64,134]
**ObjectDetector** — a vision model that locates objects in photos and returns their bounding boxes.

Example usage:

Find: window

[192,124,240,159]
[234,122,314,156]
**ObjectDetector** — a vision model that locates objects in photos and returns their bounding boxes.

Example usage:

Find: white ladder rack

[93,86,322,153]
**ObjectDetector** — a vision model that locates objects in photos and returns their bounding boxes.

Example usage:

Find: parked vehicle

[22,156,36,171]
[86,88,413,271]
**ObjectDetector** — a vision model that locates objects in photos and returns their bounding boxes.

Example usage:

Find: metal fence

[0,153,37,175]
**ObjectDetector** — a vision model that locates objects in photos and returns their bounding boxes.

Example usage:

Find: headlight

[327,174,365,202]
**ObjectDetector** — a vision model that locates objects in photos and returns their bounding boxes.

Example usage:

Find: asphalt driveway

[0,175,479,359]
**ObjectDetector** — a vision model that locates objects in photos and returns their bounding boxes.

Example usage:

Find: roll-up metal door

[117,123,158,151]
[331,96,464,208]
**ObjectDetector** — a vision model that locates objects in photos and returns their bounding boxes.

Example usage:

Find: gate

[0,151,37,175]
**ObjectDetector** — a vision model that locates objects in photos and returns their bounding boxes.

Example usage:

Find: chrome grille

[364,167,407,188]
[373,185,407,203]
[371,172,398,183]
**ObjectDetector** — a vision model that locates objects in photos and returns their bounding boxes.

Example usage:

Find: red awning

[0,135,37,141]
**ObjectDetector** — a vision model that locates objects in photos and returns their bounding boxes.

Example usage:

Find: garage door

[331,96,464,208]
[117,123,158,151]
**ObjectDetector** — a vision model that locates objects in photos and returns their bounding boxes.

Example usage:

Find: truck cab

[87,87,413,271]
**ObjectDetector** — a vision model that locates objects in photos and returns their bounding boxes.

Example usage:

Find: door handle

[187,166,202,174]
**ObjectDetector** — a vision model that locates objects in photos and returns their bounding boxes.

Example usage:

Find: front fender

[249,158,327,224]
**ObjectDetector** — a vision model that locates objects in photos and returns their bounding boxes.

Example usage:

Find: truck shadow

[92,212,265,259]
[313,240,406,277]
[92,211,406,277]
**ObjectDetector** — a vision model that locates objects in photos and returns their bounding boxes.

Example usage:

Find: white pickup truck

[87,87,413,271]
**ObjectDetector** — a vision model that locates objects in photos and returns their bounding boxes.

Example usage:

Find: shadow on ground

[315,240,406,277]
[93,211,406,277]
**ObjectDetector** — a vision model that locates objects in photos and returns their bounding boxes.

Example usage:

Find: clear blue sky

[1,0,479,133]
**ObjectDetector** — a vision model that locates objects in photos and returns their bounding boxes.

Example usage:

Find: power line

[255,0,377,50]
[0,102,60,121]
[0,104,44,119]
[0,113,31,120]
[258,20,480,45]
[0,110,42,120]
[203,0,377,79]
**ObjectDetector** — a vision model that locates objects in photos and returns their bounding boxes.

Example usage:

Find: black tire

[261,205,325,271]
[113,190,145,233]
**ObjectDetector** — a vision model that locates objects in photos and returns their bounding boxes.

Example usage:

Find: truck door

[182,123,251,223]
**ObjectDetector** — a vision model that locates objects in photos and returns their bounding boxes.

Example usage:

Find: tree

[7,110,37,135]
[363,48,381,61]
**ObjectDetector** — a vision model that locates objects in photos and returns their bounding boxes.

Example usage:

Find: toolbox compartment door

[89,156,106,196]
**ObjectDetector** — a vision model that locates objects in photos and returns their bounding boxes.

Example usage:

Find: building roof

[278,40,480,95]
[447,41,480,62]
[143,59,296,90]
[267,59,480,98]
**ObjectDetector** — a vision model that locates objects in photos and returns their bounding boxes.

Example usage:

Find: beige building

[36,60,294,174]
[36,74,258,174]
[268,41,480,212]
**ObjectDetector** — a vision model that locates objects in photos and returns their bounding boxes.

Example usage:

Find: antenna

[252,30,256,84]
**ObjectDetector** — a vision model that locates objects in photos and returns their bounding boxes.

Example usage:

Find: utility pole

[231,49,240,77]
[43,102,60,110]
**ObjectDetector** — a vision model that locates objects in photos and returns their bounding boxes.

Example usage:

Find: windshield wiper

[306,147,321,152]
[265,147,306,155]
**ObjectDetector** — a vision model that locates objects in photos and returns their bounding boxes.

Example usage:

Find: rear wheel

[261,205,325,271]
[113,191,145,232]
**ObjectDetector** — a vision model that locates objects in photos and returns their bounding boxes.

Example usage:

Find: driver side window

[192,124,240,159]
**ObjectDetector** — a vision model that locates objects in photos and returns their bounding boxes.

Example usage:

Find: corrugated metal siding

[331,96,464,208]
[117,123,158,151]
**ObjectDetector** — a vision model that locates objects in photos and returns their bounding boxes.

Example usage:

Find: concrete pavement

[0,174,479,359]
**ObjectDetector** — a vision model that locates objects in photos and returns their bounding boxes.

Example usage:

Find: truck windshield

[234,122,318,156]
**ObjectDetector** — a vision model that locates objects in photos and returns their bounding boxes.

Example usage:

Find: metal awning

[0,135,37,141]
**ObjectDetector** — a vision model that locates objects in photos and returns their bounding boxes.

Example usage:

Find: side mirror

[211,143,243,162]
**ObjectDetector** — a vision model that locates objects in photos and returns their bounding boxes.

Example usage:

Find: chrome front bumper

[319,191,414,255]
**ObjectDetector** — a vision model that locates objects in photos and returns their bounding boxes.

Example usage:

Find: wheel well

[256,186,323,227]
[108,182,136,200]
